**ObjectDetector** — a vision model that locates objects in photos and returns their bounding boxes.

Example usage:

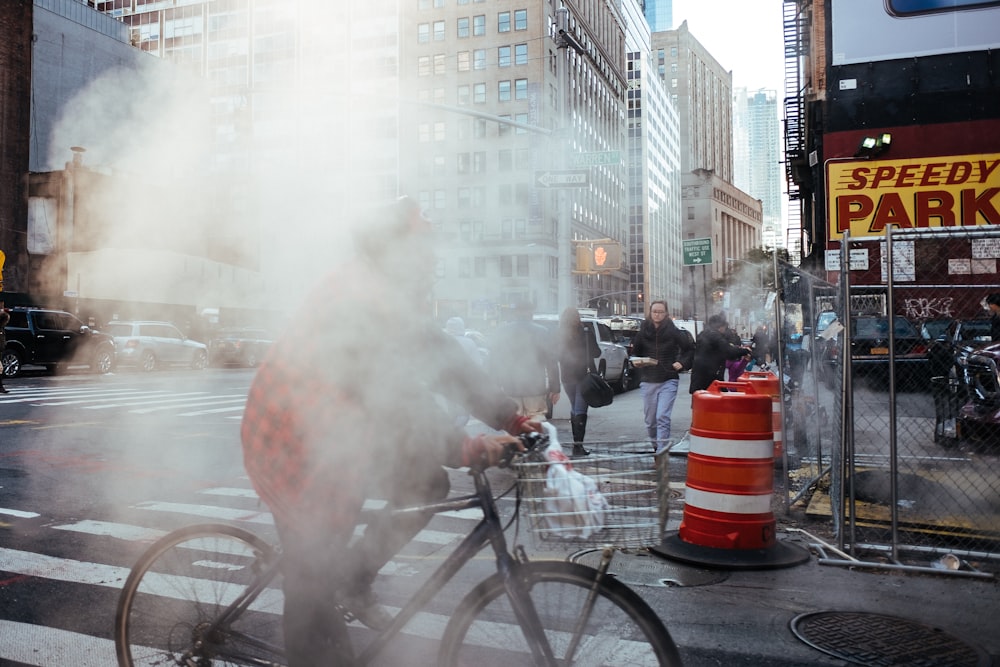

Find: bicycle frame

[192,463,575,666]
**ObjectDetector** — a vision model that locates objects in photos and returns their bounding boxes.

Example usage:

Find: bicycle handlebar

[496,432,548,469]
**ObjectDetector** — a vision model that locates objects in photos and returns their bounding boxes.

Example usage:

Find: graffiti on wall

[903,297,954,321]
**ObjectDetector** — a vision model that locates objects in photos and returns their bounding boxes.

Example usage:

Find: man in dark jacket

[631,300,694,449]
[987,293,1000,342]
[690,314,751,393]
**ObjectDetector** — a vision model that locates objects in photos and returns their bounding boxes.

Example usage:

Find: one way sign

[534,170,589,188]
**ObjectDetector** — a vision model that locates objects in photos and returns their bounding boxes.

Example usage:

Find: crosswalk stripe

[0,546,130,589]
[0,507,41,519]
[0,620,113,667]
[179,404,246,416]
[134,501,274,524]
[52,519,166,542]
[0,383,252,418]
[128,396,245,414]
[80,392,211,409]
[200,487,259,498]
[34,391,173,406]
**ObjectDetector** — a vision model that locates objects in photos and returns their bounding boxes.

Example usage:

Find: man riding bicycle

[241,197,540,665]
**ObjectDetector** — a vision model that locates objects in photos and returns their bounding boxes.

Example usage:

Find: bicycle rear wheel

[114,523,285,667]
[439,560,681,666]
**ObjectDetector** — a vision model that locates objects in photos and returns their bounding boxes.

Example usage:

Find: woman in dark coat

[690,313,750,393]
[558,307,602,457]
[630,300,694,449]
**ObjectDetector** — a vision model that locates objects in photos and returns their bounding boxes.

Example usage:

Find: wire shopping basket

[513,444,670,549]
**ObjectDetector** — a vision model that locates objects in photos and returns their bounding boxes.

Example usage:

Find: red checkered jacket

[241,261,524,533]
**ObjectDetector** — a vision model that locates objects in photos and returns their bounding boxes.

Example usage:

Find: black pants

[276,456,450,666]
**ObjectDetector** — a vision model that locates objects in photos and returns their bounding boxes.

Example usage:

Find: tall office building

[90,0,404,300]
[399,2,630,319]
[623,0,683,316]
[734,87,783,250]
[651,21,733,183]
[651,21,760,317]
[643,0,672,32]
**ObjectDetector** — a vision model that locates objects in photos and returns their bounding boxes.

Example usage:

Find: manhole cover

[569,549,728,587]
[790,611,991,666]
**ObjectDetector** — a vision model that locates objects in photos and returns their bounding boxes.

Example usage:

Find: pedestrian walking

[690,313,752,393]
[724,325,751,381]
[630,300,694,450]
[752,324,773,367]
[488,301,561,420]
[557,307,602,457]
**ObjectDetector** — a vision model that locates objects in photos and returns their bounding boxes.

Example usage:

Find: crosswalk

[0,384,249,419]
[0,473,509,667]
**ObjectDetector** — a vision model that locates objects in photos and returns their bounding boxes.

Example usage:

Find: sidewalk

[503,377,1000,665]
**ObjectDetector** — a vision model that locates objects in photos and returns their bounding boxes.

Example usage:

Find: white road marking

[129,395,246,414]
[81,392,211,409]
[134,501,274,524]
[52,520,166,542]
[178,404,246,416]
[200,487,259,498]
[0,620,115,667]
[0,508,41,519]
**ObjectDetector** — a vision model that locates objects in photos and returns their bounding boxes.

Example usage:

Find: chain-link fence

[776,227,1000,576]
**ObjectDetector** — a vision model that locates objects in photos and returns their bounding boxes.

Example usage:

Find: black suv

[2,307,116,377]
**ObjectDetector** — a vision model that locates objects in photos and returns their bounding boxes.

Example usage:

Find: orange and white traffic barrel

[652,380,809,569]
[739,370,783,463]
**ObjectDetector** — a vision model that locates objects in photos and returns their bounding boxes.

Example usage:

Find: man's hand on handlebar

[515,418,545,435]
[462,434,524,468]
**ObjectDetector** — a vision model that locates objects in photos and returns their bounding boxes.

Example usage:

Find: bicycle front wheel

[114,523,285,667]
[439,560,681,667]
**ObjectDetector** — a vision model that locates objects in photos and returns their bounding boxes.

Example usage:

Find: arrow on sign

[534,170,589,188]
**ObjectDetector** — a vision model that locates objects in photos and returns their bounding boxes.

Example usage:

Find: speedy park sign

[827,153,1000,240]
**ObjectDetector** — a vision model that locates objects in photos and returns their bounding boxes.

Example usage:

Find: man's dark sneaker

[571,444,590,458]
[338,587,393,631]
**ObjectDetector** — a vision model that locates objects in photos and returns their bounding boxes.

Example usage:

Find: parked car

[1,307,116,377]
[958,342,1000,447]
[533,314,631,391]
[209,327,272,367]
[104,321,208,371]
[824,315,928,387]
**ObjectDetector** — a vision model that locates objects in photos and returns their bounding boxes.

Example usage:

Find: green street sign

[567,151,621,168]
[683,238,713,265]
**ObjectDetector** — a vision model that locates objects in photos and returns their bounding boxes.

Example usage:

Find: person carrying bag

[557,308,605,457]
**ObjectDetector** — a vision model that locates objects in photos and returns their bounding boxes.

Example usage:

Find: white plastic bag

[539,423,608,539]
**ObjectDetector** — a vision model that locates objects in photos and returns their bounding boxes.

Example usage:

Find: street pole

[555,8,572,311]
[689,265,697,336]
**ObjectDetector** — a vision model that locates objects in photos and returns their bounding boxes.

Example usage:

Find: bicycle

[114,433,682,666]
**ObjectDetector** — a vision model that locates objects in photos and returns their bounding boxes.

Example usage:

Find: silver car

[533,314,631,391]
[104,321,208,372]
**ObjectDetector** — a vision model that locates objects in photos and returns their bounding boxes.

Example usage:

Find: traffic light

[573,240,622,273]
[591,243,622,271]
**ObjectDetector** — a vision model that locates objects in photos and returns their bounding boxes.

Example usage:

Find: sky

[671,0,787,95]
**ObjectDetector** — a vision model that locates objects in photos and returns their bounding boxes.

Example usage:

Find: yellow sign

[826,153,1000,239]
[0,249,5,291]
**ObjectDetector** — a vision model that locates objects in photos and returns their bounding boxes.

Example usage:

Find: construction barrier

[652,380,810,569]
[738,370,783,462]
